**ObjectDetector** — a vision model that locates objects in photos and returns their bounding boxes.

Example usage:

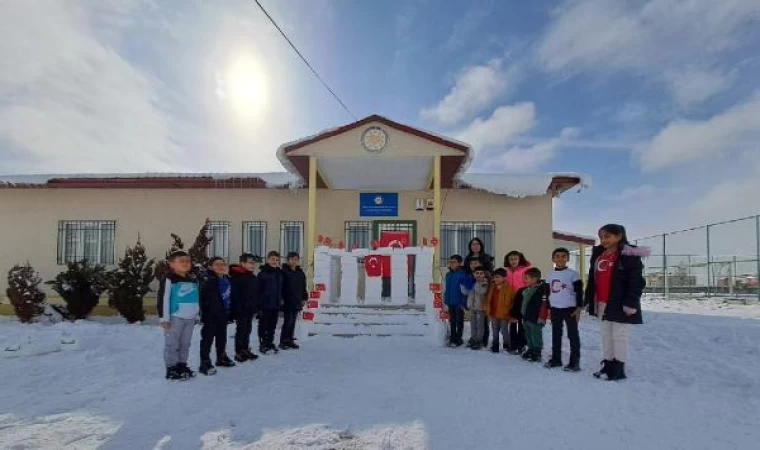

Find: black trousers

[280,309,299,344]
[258,309,279,347]
[507,320,526,351]
[482,314,490,347]
[235,313,254,353]
[200,319,228,362]
[448,306,464,343]
[550,307,581,365]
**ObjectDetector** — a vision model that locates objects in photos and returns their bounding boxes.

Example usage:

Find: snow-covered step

[308,323,427,338]
[310,305,429,337]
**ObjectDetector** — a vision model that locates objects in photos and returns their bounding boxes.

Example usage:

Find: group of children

[444,224,646,381]
[158,250,308,380]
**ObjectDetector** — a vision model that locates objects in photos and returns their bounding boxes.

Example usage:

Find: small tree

[188,218,213,271]
[46,261,107,320]
[107,239,156,323]
[6,263,47,323]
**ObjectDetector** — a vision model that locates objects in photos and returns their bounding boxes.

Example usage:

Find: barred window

[439,222,496,265]
[345,221,371,250]
[57,220,116,265]
[242,221,267,258]
[280,221,304,258]
[207,221,230,260]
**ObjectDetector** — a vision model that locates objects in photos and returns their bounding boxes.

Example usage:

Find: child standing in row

[444,255,468,347]
[230,253,260,363]
[545,248,583,371]
[199,257,236,375]
[465,265,490,350]
[484,268,515,353]
[258,251,284,354]
[280,252,308,350]
[158,250,199,380]
[512,268,549,362]
[504,251,530,353]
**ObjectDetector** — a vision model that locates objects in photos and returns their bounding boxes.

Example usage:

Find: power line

[253,0,357,120]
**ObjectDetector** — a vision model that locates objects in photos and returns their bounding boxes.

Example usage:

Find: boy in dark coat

[257,251,284,354]
[229,253,261,363]
[511,267,549,362]
[280,252,308,350]
[199,257,236,375]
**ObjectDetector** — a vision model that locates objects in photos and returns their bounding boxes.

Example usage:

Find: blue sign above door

[359,193,399,217]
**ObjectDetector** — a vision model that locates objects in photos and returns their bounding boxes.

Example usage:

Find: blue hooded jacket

[444,268,468,308]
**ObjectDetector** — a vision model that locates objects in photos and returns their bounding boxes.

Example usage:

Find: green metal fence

[633,215,760,301]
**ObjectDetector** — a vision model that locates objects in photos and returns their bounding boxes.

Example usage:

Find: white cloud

[455,103,536,150]
[639,94,760,171]
[421,60,517,126]
[0,1,184,173]
[665,69,735,108]
[487,141,558,173]
[537,0,760,106]
[615,184,658,201]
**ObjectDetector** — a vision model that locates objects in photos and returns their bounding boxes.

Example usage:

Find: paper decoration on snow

[433,298,443,309]
[439,310,449,321]
[315,283,326,292]
[430,237,439,247]
[371,240,379,249]
[338,240,345,250]
[303,311,315,321]
[309,291,321,299]
[306,300,319,309]
[324,237,333,246]
[434,292,442,302]
[365,255,382,278]
[379,232,412,277]
[429,283,441,292]
[318,235,324,244]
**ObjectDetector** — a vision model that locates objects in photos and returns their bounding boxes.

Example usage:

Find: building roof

[553,230,596,246]
[0,115,590,197]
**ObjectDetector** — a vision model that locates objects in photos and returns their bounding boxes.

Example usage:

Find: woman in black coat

[584,224,648,381]
[462,237,494,348]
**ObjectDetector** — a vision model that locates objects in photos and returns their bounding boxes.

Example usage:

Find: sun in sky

[216,54,268,120]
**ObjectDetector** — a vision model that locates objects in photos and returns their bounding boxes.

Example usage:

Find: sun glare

[225,56,267,118]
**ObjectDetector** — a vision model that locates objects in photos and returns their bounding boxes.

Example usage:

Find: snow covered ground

[1,303,759,450]
[643,295,760,319]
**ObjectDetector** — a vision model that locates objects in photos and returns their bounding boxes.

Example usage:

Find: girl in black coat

[584,224,648,381]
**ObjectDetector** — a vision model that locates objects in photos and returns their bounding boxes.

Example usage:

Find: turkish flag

[378,231,412,277]
[365,255,382,277]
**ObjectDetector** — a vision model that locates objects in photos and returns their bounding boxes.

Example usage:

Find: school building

[0,115,592,311]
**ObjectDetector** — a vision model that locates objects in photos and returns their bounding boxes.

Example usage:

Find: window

[207,221,230,260]
[439,222,496,266]
[280,221,304,258]
[345,221,371,250]
[242,221,267,258]
[57,220,116,265]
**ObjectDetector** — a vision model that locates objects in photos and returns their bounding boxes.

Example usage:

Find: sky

[0,0,759,240]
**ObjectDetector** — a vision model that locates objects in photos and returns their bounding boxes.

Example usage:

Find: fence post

[756,215,760,303]
[706,225,711,298]
[662,234,668,298]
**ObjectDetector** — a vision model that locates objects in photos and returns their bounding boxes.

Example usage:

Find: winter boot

[521,349,532,360]
[216,354,236,368]
[529,351,542,363]
[606,359,627,381]
[176,362,195,378]
[593,360,611,379]
[491,344,500,353]
[234,351,249,363]
[199,360,217,376]
[544,359,563,369]
[563,363,581,372]
[244,348,259,361]
[166,365,183,380]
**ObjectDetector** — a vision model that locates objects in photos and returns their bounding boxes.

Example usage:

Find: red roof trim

[0,177,288,189]
[282,115,470,154]
[553,231,595,246]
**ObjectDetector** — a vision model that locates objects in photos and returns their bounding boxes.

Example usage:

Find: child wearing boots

[462,256,491,347]
[484,268,515,353]
[229,253,261,363]
[199,257,236,375]
[444,255,468,347]
[280,252,308,350]
[512,267,549,362]
[585,224,648,381]
[158,250,199,380]
[504,250,530,354]
[464,265,489,350]
[545,248,583,372]
[257,251,284,354]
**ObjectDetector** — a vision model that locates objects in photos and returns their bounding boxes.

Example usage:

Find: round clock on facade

[361,126,388,153]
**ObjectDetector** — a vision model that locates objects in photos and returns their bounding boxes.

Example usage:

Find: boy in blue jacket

[444,254,468,347]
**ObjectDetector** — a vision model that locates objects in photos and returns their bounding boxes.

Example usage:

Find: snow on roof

[455,172,590,198]
[553,230,597,245]
[0,172,302,188]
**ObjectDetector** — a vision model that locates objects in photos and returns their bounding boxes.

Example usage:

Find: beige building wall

[0,188,553,297]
